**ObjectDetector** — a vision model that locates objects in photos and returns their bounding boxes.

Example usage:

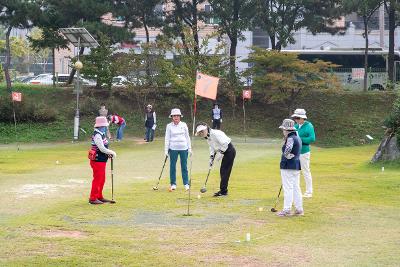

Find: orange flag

[195,72,219,100]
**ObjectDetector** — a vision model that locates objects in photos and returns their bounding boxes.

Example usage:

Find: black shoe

[213,191,228,197]
[98,198,116,204]
[89,199,104,205]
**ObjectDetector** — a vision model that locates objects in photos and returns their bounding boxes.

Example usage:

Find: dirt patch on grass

[11,184,77,198]
[132,210,238,227]
[34,229,87,239]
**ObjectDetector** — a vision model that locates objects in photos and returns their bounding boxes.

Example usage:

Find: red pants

[89,160,107,201]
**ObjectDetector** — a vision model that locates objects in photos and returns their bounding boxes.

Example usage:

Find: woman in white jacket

[165,108,192,191]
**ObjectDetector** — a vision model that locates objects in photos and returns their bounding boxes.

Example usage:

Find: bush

[0,95,58,123]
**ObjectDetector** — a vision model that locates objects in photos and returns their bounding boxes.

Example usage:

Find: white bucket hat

[195,124,208,136]
[169,108,183,118]
[147,104,152,109]
[279,119,296,131]
[291,108,307,119]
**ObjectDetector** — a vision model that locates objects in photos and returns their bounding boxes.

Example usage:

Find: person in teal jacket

[291,108,316,198]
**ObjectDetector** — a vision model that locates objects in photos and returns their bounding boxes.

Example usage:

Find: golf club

[152,155,168,190]
[184,153,193,216]
[110,157,116,203]
[200,154,216,193]
[270,185,282,212]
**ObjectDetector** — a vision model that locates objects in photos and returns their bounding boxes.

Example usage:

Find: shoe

[89,199,104,205]
[213,191,228,197]
[169,184,176,191]
[303,193,312,198]
[184,184,190,191]
[293,209,304,216]
[98,198,116,204]
[276,210,291,217]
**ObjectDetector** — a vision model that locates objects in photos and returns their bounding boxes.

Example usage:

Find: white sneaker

[303,193,312,198]
[170,184,176,191]
[184,184,190,191]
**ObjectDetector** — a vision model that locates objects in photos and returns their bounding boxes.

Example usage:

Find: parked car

[28,73,96,86]
[112,75,129,86]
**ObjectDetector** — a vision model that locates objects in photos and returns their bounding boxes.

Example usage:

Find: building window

[204,4,220,25]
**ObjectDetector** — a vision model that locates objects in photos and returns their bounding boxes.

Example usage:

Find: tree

[244,48,340,114]
[80,33,116,89]
[114,0,163,78]
[208,0,255,82]
[28,28,52,74]
[163,0,207,60]
[345,0,382,91]
[384,0,400,88]
[0,1,39,90]
[32,0,133,84]
[254,0,343,51]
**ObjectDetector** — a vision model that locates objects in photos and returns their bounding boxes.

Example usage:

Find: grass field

[0,137,399,266]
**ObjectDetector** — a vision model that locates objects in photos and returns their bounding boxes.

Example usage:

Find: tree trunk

[144,18,151,82]
[363,17,369,92]
[67,47,85,85]
[52,48,56,87]
[4,26,12,91]
[191,0,200,60]
[388,1,395,87]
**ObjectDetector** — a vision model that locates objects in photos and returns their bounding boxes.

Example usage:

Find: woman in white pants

[277,119,304,217]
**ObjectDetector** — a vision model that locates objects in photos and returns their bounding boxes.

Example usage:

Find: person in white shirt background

[164,108,192,191]
[195,122,236,197]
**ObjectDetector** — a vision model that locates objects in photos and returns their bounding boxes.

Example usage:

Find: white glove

[209,155,215,167]
[285,153,295,159]
[109,151,117,159]
[165,151,169,157]
[211,119,213,123]
[215,153,223,162]
[220,119,222,123]
[152,124,156,130]
[188,149,193,156]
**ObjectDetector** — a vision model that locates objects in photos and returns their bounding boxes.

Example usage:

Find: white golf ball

[56,160,60,164]
[197,194,201,199]
[258,207,263,212]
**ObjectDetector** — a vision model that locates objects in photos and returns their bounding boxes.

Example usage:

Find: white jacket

[165,121,191,154]
[207,129,231,156]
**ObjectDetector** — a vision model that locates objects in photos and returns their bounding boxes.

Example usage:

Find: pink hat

[94,116,109,127]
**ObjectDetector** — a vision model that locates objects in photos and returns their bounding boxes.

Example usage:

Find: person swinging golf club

[195,122,236,197]
[277,119,304,216]
[164,108,192,191]
[88,116,117,205]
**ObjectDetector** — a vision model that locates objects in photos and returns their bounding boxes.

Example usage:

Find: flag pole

[12,100,19,151]
[243,97,247,143]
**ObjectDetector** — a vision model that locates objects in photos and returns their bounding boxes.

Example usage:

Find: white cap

[195,124,208,135]
[169,108,183,118]
[291,108,307,119]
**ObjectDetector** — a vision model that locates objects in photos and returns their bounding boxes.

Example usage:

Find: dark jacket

[280,131,301,170]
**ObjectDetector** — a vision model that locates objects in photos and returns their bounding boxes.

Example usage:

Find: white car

[112,76,129,86]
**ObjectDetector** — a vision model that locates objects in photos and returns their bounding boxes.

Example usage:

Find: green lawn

[0,138,399,266]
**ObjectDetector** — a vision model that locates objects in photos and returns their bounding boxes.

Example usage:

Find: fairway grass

[0,138,399,266]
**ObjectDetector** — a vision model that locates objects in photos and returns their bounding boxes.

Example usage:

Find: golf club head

[152,186,159,190]
[271,207,278,212]
[200,187,207,193]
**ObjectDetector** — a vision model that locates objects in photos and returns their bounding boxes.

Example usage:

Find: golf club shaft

[203,153,216,188]
[273,185,282,209]
[111,157,114,200]
[155,155,168,188]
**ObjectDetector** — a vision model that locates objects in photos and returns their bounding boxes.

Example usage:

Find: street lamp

[73,60,83,140]
[59,28,98,140]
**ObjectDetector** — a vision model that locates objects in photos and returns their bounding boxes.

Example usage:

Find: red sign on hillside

[11,92,22,102]
[242,90,252,99]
